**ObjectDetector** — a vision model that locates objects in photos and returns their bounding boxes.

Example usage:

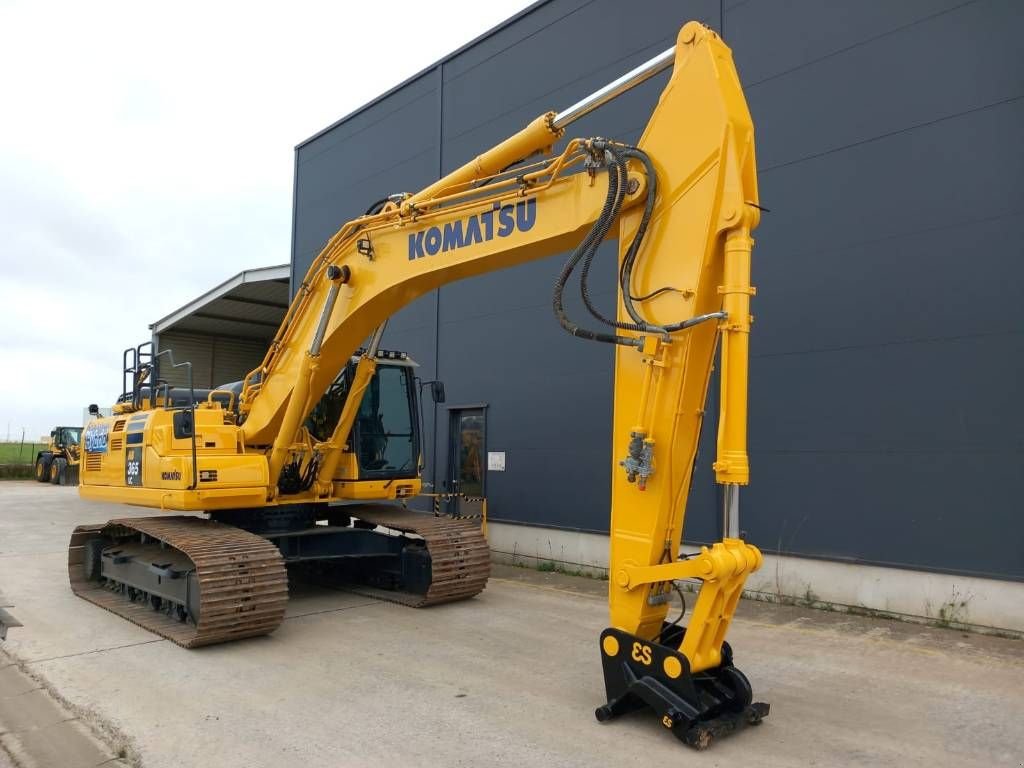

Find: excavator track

[68,516,288,648]
[345,507,490,607]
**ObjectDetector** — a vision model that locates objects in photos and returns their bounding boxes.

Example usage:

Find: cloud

[0,0,532,438]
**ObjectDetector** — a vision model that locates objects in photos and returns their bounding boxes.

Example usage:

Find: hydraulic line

[576,145,652,332]
[552,143,639,347]
[578,146,648,333]
[616,147,661,325]
[561,142,729,342]
[655,583,688,643]
[364,198,389,216]
[620,144,728,333]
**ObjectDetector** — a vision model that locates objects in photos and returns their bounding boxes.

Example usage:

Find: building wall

[292,0,1024,582]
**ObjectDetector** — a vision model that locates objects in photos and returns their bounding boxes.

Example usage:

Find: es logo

[161,471,182,481]
[631,641,653,665]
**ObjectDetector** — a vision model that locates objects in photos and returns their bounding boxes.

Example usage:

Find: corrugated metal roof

[150,265,289,340]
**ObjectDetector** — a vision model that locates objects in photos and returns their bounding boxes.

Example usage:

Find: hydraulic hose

[552,144,641,347]
[555,140,728,344]
[617,147,659,326]
[579,145,661,335]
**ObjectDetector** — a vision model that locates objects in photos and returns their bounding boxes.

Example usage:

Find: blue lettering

[424,227,442,255]
[482,204,497,240]
[408,198,535,256]
[497,204,515,237]
[408,231,424,260]
[442,220,465,252]
[84,424,109,453]
[516,198,536,232]
[465,214,483,245]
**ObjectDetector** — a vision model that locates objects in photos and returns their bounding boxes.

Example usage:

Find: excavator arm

[238,21,765,746]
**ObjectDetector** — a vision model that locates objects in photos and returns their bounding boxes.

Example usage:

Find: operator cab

[306,349,443,481]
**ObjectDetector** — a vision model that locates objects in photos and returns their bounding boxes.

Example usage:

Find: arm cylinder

[552,46,675,129]
[713,221,755,487]
[405,44,677,210]
[404,113,562,210]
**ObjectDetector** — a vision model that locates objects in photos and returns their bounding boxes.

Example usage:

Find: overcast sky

[0,0,533,441]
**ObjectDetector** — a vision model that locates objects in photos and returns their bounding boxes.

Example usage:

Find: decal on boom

[408,198,536,260]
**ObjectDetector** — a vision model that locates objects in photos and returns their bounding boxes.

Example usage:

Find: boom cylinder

[313,320,388,491]
[266,267,347,494]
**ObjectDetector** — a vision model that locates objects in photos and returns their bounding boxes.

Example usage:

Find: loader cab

[307,350,436,481]
[53,427,81,451]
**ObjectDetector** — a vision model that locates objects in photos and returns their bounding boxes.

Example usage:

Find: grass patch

[0,442,45,464]
[512,558,608,580]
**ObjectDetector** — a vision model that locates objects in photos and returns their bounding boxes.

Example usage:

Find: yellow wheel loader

[34,426,81,485]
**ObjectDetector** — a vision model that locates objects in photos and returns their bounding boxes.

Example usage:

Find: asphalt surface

[1,481,1022,767]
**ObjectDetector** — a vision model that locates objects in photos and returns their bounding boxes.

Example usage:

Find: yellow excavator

[72,21,765,748]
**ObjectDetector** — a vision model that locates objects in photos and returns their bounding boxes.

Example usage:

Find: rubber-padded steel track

[68,516,288,648]
[346,507,490,606]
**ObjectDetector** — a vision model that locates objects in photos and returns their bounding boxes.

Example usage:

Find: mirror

[431,381,446,404]
[87,404,100,417]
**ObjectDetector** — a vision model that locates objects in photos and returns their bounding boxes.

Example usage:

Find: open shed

[150,265,288,388]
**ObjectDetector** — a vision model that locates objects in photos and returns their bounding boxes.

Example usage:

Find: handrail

[152,349,198,490]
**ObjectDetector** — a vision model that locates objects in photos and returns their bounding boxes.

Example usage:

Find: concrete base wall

[487,521,1024,636]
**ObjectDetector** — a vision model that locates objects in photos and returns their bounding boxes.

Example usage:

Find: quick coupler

[595,626,768,750]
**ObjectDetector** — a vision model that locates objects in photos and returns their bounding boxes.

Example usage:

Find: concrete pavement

[0,657,129,768]
[0,481,1022,767]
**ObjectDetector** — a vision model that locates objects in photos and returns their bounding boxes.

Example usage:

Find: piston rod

[552,46,675,130]
[723,484,740,539]
[366,321,388,357]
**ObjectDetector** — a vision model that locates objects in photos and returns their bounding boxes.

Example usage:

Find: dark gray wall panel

[293,71,440,277]
[746,332,1024,579]
[442,0,717,170]
[434,262,615,530]
[725,0,1024,578]
[292,0,1024,579]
